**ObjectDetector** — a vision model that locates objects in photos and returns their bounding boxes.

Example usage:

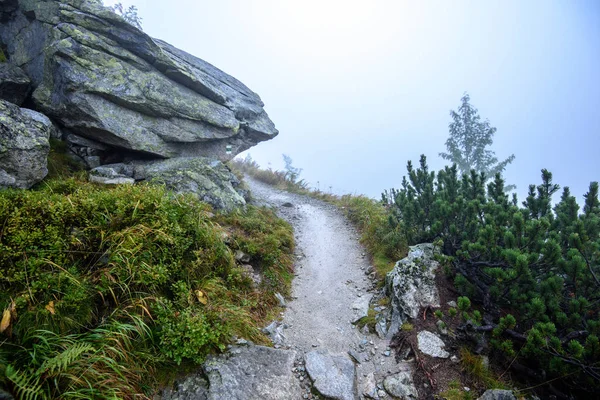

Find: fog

[105,0,600,203]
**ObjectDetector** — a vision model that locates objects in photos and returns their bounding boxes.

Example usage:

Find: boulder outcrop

[0,0,278,206]
[89,157,247,211]
[0,0,277,162]
[0,99,50,188]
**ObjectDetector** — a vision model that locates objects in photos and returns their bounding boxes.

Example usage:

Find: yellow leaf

[0,309,10,333]
[195,290,208,305]
[45,301,55,315]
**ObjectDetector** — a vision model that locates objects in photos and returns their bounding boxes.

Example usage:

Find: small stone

[447,300,457,308]
[378,389,388,398]
[450,355,459,363]
[383,350,391,357]
[275,292,287,307]
[282,202,294,207]
[417,331,450,358]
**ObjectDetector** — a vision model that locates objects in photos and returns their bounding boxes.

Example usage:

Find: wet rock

[0,99,50,189]
[0,63,30,106]
[383,366,418,399]
[305,349,357,400]
[417,331,449,358]
[385,243,440,337]
[202,345,301,400]
[477,389,517,400]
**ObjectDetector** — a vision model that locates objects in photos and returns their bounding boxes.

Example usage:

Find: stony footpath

[162,178,517,400]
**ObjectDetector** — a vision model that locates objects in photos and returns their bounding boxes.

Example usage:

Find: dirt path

[247,178,403,398]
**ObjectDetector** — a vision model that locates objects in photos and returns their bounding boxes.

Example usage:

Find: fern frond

[36,343,95,376]
[5,364,45,400]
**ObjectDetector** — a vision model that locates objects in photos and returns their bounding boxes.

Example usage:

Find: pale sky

[104,0,599,203]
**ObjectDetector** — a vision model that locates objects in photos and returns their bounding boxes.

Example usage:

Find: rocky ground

[162,178,516,400]
[246,178,415,400]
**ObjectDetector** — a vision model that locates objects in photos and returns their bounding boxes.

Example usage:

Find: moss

[0,48,6,63]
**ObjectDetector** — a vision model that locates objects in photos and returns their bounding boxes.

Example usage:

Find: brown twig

[410,341,436,389]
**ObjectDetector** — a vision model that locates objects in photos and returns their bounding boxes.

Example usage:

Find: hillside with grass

[0,146,295,399]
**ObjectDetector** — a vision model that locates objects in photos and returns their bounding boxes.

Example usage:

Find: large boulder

[0,63,30,105]
[89,157,247,211]
[0,0,277,162]
[384,243,440,337]
[0,99,50,188]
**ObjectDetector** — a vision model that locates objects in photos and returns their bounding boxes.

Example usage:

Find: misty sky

[105,0,599,203]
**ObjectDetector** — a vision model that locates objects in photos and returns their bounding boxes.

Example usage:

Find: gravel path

[247,178,404,398]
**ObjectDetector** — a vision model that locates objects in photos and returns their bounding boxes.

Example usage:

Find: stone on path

[204,345,301,400]
[351,294,372,324]
[383,365,418,399]
[305,349,357,400]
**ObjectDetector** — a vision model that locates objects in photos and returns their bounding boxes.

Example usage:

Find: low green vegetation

[0,175,294,398]
[0,48,6,63]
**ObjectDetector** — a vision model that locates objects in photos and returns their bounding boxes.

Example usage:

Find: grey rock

[0,0,277,161]
[89,157,246,211]
[202,345,301,400]
[305,349,357,400]
[239,264,262,287]
[417,331,449,358]
[281,202,293,207]
[385,243,440,338]
[275,292,287,307]
[361,372,378,399]
[477,389,517,400]
[447,300,457,308]
[0,63,30,105]
[161,373,209,400]
[0,99,50,188]
[351,294,372,324]
[235,250,251,263]
[347,350,361,364]
[89,175,135,185]
[383,366,418,399]
[263,321,286,346]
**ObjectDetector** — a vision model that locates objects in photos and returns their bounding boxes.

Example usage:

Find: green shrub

[386,156,600,394]
[0,178,294,397]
